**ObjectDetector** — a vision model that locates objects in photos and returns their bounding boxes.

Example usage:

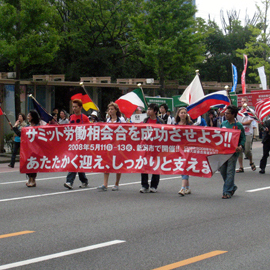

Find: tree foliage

[0,0,60,115]
[131,0,204,95]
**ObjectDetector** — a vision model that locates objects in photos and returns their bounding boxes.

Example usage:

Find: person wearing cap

[89,111,99,123]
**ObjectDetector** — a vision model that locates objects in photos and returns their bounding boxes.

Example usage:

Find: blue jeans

[182,175,189,180]
[66,172,88,185]
[219,153,239,195]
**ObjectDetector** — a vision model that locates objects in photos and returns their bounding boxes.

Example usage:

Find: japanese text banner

[20,123,240,178]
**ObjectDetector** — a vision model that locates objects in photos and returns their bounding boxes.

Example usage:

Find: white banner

[257,66,267,90]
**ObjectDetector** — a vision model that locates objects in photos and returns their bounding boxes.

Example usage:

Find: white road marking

[0,176,180,203]
[0,240,125,270]
[246,186,270,192]
[0,173,101,185]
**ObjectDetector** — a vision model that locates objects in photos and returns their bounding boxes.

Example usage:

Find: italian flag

[115,88,148,118]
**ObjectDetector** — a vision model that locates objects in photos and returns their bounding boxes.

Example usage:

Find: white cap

[91,111,98,117]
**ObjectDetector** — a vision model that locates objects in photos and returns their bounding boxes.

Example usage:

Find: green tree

[50,0,143,80]
[131,0,204,96]
[0,0,60,116]
[198,12,260,84]
[236,0,270,85]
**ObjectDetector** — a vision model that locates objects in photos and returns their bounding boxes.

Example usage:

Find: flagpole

[225,85,232,105]
[137,83,148,108]
[79,82,100,111]
[231,63,234,91]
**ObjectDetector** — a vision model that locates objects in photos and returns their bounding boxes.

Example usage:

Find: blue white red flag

[187,90,230,119]
[231,64,238,92]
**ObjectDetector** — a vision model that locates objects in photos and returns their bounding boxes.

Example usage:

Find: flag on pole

[0,107,3,115]
[257,66,267,90]
[115,88,148,118]
[241,55,248,94]
[70,87,99,111]
[179,75,205,105]
[255,98,270,121]
[231,64,238,92]
[30,95,54,123]
[238,107,257,121]
[187,90,230,119]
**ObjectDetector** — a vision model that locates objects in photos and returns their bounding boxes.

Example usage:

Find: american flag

[255,98,270,121]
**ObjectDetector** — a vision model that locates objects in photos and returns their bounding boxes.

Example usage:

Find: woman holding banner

[97,102,126,191]
[175,107,193,196]
[13,110,41,187]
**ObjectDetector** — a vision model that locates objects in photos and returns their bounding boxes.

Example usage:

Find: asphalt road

[0,140,270,270]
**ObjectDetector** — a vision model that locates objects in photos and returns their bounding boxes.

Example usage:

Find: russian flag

[187,90,230,119]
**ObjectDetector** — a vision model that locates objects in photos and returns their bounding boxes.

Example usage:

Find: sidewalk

[0,153,19,164]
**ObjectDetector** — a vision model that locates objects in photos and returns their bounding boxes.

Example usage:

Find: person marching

[97,102,126,191]
[8,113,27,168]
[140,103,164,193]
[13,110,41,187]
[175,107,193,196]
[220,105,245,199]
[64,99,90,189]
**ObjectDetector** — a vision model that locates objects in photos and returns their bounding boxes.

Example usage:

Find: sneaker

[149,187,157,193]
[259,169,265,174]
[79,183,89,188]
[185,188,191,194]
[140,187,149,193]
[8,164,14,168]
[112,185,119,191]
[178,188,185,196]
[97,185,107,191]
[64,182,73,190]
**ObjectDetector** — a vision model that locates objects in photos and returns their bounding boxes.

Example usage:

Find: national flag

[231,64,238,92]
[30,95,54,123]
[70,87,99,111]
[0,107,3,115]
[255,98,270,121]
[115,88,148,118]
[187,90,230,119]
[241,55,248,94]
[179,75,205,105]
[238,107,257,121]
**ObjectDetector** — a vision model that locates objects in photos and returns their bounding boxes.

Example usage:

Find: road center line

[0,240,125,270]
[152,250,228,270]
[0,231,35,239]
[0,176,180,203]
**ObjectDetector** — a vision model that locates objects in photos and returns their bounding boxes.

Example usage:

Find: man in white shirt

[236,97,256,173]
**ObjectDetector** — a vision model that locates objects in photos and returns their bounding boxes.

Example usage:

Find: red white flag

[179,75,205,105]
[241,55,248,94]
[255,98,270,121]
